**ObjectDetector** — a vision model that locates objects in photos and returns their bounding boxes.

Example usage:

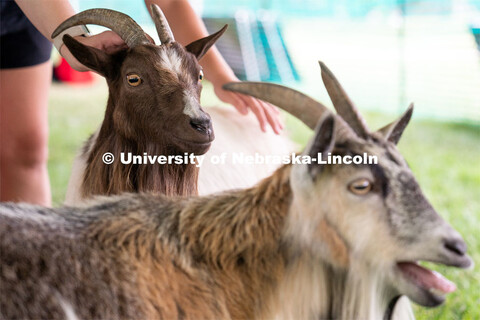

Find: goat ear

[62,34,111,76]
[185,25,228,60]
[307,113,336,176]
[377,103,413,145]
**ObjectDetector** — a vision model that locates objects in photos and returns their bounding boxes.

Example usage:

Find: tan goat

[0,63,472,319]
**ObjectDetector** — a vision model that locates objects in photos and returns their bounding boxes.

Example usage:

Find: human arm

[14,0,125,72]
[145,0,283,133]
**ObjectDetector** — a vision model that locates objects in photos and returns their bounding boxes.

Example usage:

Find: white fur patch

[198,107,294,195]
[159,49,182,76]
[56,294,79,320]
[390,296,415,320]
[64,129,99,205]
[182,91,203,118]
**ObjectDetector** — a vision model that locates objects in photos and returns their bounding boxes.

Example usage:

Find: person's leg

[0,61,52,205]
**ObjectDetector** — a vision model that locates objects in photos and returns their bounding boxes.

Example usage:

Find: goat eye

[348,178,372,195]
[198,70,204,81]
[126,74,142,87]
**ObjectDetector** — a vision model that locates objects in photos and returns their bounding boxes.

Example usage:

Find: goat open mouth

[396,261,456,306]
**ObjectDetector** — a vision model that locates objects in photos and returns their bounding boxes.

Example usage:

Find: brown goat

[54,6,226,198]
[0,63,472,319]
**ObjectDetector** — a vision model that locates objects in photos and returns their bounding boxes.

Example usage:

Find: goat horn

[223,82,329,130]
[319,61,370,138]
[150,4,175,44]
[52,9,149,48]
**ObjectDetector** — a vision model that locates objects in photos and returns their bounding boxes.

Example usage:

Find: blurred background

[49,1,478,319]
[69,0,480,122]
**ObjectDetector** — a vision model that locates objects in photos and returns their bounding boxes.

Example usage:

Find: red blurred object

[53,57,94,83]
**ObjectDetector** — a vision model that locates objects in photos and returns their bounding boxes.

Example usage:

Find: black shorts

[0,2,52,69]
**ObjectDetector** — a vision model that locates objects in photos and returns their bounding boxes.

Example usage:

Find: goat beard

[82,135,200,199]
[271,254,409,320]
[330,261,409,320]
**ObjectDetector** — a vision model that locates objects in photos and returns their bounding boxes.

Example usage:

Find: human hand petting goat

[211,73,283,134]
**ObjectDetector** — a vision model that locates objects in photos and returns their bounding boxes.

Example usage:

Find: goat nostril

[444,239,467,256]
[190,118,211,135]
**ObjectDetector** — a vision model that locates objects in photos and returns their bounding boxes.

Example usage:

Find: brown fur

[317,219,349,268]
[0,165,293,319]
[180,164,292,319]
[82,128,200,198]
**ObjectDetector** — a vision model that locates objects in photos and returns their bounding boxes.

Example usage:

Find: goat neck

[81,126,199,197]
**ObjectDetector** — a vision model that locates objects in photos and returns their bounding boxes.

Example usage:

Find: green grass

[48,78,479,319]
[48,81,106,202]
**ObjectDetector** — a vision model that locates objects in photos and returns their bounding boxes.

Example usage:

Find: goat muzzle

[190,117,213,137]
